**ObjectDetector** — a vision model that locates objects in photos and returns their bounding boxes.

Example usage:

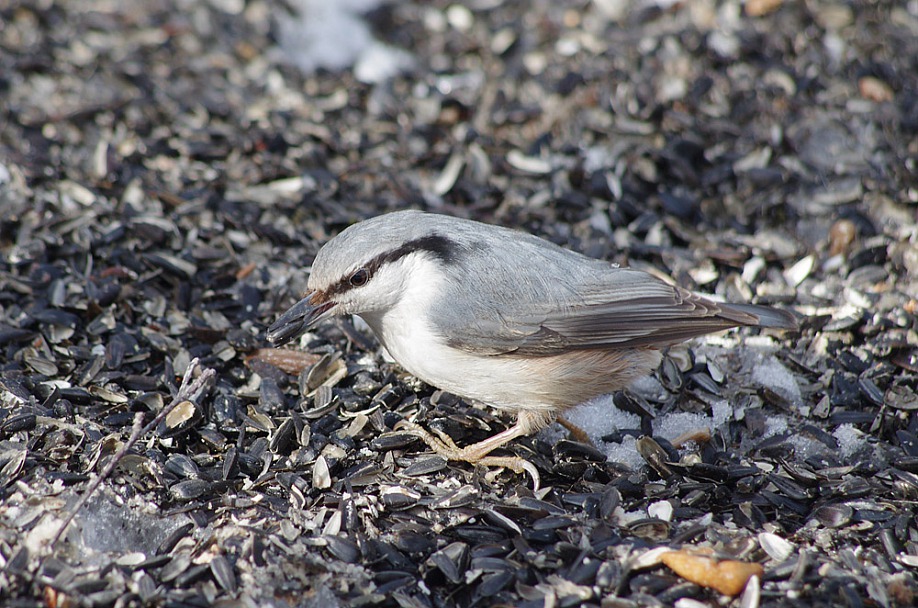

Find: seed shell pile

[1,1,917,606]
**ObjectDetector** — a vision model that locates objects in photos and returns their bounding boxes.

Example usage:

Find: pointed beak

[266,291,335,346]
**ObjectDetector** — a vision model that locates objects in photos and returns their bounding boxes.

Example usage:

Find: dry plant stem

[49,358,215,549]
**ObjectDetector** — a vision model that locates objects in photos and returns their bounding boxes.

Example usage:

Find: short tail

[723,303,799,330]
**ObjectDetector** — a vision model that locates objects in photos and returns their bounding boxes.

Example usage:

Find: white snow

[562,395,642,439]
[833,424,864,460]
[654,412,713,443]
[711,400,733,428]
[604,435,644,471]
[539,343,809,474]
[555,398,717,471]
[764,415,788,438]
[558,396,645,471]
[630,374,668,402]
[786,433,827,461]
[275,0,414,83]
[749,353,802,405]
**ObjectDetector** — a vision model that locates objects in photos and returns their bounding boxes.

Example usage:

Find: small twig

[49,358,215,548]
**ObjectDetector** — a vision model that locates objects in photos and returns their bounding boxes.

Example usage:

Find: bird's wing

[437,267,776,357]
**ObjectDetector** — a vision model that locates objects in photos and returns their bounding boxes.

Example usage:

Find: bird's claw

[394,419,541,490]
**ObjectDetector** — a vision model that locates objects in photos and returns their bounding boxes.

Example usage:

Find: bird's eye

[348,268,370,287]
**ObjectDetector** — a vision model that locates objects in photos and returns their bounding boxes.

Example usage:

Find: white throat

[358,254,454,384]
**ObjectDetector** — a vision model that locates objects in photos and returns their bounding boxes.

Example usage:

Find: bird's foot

[394,419,541,490]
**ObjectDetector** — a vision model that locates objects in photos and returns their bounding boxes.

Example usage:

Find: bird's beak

[266,291,335,346]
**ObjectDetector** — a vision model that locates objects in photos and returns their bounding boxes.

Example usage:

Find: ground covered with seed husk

[2,0,917,606]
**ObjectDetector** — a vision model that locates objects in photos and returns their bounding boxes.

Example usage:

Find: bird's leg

[395,409,552,489]
[556,415,593,445]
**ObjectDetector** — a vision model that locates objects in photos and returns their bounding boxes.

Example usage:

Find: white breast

[353,255,521,409]
[358,255,470,389]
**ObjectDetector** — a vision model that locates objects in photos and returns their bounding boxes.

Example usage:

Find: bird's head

[265,211,458,346]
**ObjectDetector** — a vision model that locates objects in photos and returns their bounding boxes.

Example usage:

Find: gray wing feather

[436,251,792,356]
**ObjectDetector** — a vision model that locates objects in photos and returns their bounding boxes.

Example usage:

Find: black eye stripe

[323,234,458,300]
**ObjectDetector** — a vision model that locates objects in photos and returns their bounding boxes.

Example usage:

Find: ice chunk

[750,354,802,405]
[604,435,644,471]
[556,396,645,470]
[833,424,864,460]
[711,400,733,428]
[563,395,642,441]
[538,421,568,446]
[786,433,827,461]
[72,493,190,557]
[764,415,788,437]
[630,374,668,402]
[654,412,714,443]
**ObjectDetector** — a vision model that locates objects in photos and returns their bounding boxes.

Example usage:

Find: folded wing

[441,268,796,356]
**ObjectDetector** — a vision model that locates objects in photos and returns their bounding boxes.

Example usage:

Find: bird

[267,210,798,487]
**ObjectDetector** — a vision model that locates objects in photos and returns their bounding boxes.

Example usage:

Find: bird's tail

[723,303,799,330]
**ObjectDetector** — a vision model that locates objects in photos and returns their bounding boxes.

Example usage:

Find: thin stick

[49,358,216,548]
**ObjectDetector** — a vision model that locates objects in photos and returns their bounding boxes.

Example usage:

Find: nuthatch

[268,211,797,487]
